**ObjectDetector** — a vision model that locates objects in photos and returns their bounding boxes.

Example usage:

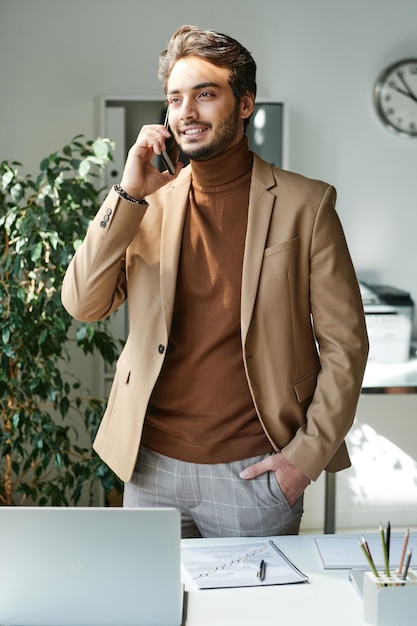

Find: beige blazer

[62,155,369,483]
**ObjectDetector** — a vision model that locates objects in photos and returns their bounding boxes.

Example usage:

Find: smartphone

[161,109,179,175]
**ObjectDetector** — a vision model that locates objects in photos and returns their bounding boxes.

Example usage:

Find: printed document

[181,539,308,589]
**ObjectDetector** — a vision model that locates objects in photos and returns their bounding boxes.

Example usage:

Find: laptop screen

[0,507,183,626]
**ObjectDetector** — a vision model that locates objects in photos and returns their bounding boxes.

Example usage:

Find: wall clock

[374,58,417,138]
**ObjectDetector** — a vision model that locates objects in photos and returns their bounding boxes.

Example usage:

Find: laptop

[0,506,184,626]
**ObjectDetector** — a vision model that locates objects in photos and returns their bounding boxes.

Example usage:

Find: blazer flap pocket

[115,355,131,384]
[264,236,299,258]
[294,369,319,402]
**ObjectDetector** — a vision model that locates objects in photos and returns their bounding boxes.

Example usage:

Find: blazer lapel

[241,156,277,343]
[160,169,192,334]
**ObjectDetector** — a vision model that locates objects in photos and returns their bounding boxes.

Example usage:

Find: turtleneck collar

[190,136,253,188]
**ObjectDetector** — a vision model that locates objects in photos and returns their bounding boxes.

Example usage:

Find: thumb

[239,457,273,480]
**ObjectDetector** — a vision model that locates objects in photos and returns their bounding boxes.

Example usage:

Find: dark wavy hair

[158,25,257,127]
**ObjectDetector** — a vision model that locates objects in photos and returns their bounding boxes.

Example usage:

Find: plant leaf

[2,169,14,188]
[30,242,43,262]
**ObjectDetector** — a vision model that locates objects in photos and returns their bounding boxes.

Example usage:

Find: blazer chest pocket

[264,236,299,258]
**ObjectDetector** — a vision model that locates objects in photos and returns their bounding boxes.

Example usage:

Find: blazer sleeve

[281,185,369,480]
[61,187,147,322]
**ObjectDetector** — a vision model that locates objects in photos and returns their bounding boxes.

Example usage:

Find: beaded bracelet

[114,184,148,205]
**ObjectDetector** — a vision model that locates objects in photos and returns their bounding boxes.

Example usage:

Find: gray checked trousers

[123,447,304,538]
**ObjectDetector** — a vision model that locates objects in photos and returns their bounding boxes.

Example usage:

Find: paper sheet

[181,539,308,589]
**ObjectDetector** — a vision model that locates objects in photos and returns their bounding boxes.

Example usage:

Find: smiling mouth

[180,126,209,139]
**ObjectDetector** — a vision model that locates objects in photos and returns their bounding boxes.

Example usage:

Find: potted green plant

[0,136,123,506]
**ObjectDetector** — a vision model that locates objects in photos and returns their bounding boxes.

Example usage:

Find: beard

[177,102,240,161]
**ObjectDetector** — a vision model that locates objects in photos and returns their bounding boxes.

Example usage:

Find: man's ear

[239,91,255,120]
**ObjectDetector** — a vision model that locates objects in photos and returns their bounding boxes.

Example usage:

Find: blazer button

[158,344,165,354]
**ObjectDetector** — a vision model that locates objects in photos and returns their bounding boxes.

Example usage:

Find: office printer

[360,282,414,363]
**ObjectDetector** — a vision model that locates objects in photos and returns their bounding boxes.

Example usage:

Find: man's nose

[179,98,198,121]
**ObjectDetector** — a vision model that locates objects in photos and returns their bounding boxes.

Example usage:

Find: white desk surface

[362,358,417,392]
[181,534,364,626]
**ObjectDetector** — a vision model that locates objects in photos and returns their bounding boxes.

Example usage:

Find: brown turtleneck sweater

[142,138,273,463]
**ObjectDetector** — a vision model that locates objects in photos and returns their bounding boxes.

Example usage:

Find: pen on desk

[359,537,379,579]
[379,522,390,577]
[257,559,266,582]
[397,529,409,575]
[401,549,412,582]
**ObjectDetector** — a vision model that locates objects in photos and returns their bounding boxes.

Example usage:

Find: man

[62,25,368,537]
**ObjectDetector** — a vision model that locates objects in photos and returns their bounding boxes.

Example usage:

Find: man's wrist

[114,184,148,205]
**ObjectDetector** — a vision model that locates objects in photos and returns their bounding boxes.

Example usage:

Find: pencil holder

[363,570,417,626]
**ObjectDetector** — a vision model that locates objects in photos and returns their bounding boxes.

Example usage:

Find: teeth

[184,128,205,136]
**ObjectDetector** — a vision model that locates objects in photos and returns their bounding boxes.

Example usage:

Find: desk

[324,358,417,534]
[182,534,363,626]
[361,358,417,394]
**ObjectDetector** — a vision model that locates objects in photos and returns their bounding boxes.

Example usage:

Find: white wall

[2,0,417,529]
[2,0,417,323]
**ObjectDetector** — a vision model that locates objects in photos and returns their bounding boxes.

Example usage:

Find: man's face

[166,56,253,161]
